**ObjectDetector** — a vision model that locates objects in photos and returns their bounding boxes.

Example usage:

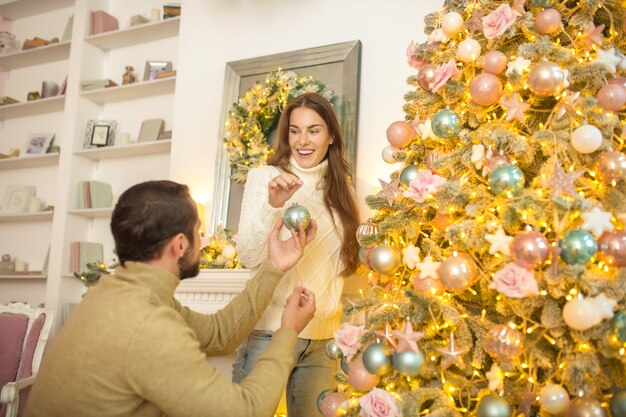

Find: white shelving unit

[0,153,60,170]
[0,1,181,330]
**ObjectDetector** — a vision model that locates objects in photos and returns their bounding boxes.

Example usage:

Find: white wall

[170,0,440,218]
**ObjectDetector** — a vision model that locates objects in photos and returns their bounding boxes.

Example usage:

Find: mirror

[209,40,361,234]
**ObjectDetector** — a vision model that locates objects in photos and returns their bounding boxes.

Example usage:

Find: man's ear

[168,233,187,259]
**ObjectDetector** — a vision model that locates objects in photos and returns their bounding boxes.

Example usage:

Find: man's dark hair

[111,180,197,266]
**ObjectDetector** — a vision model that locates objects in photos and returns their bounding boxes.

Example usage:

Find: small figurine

[122,66,135,85]
[27,91,40,101]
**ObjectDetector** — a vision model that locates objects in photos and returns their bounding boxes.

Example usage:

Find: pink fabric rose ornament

[489,263,539,298]
[482,4,519,40]
[429,59,460,93]
[405,41,424,70]
[334,323,365,361]
[403,169,446,203]
[359,388,401,417]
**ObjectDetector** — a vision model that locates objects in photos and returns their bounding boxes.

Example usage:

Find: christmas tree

[318,1,626,416]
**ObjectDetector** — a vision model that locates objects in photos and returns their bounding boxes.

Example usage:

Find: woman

[232,92,360,416]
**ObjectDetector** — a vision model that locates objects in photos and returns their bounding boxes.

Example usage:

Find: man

[25,180,317,417]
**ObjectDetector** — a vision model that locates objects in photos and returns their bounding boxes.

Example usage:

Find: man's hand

[268,173,302,208]
[281,284,316,334]
[267,218,317,272]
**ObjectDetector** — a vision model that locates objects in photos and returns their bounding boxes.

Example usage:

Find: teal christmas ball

[559,230,598,265]
[358,247,373,267]
[477,395,512,417]
[317,389,333,413]
[340,356,349,373]
[362,342,393,376]
[325,340,343,360]
[392,348,425,377]
[611,390,626,417]
[283,203,311,231]
[400,165,420,188]
[611,311,626,344]
[432,109,463,139]
[489,164,525,196]
[530,0,557,7]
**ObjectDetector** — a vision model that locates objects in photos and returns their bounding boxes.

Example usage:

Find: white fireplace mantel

[175,268,253,314]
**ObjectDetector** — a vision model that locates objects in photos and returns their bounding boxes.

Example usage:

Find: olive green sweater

[25,261,297,417]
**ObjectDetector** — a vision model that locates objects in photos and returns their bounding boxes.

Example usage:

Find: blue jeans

[232,330,336,417]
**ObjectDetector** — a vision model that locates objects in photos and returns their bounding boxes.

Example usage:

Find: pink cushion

[16,313,45,417]
[0,312,28,416]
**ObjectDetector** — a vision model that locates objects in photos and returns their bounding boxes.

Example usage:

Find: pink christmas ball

[386,121,416,148]
[608,77,626,91]
[417,63,438,92]
[528,61,566,97]
[482,51,508,75]
[535,8,562,34]
[457,38,481,63]
[442,11,464,37]
[592,151,626,183]
[598,84,626,111]
[437,252,478,293]
[598,230,626,267]
[511,231,551,269]
[347,357,380,391]
[469,73,503,106]
[413,273,445,295]
[319,392,348,417]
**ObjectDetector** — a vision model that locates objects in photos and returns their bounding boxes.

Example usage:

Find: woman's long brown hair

[268,93,360,276]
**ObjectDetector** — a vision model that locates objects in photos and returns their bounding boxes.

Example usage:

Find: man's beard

[178,245,199,280]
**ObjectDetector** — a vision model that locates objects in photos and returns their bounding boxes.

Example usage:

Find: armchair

[0,303,53,417]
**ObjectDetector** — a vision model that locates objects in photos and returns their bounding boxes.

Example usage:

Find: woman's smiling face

[288,107,333,168]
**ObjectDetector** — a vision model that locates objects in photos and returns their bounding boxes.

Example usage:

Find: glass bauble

[598,231,626,267]
[381,145,399,164]
[483,51,508,75]
[369,245,401,275]
[362,342,393,376]
[559,230,598,265]
[592,151,626,184]
[571,124,603,154]
[437,252,478,293]
[470,73,503,106]
[325,340,343,359]
[319,391,347,417]
[442,11,464,37]
[317,389,333,414]
[489,164,525,196]
[356,219,378,247]
[611,390,626,417]
[567,398,607,417]
[347,357,379,391]
[392,348,425,377]
[511,231,550,269]
[386,121,416,148]
[358,247,373,267]
[598,84,626,111]
[457,38,481,63]
[432,109,462,139]
[417,64,437,91]
[413,273,445,295]
[477,395,512,417]
[484,324,524,360]
[540,384,570,415]
[611,311,626,343]
[535,8,562,34]
[283,203,311,231]
[563,298,601,331]
[399,165,420,188]
[528,61,566,97]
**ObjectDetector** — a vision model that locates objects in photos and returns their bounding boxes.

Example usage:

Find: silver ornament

[325,340,343,359]
[362,342,393,376]
[283,203,311,231]
[369,245,401,275]
[477,395,512,417]
[392,348,425,377]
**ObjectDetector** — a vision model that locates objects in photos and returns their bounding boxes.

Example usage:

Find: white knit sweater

[236,157,344,340]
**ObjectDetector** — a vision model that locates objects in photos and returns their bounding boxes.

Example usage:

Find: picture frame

[143,60,172,81]
[1,185,36,213]
[209,41,361,234]
[84,120,116,149]
[23,133,55,155]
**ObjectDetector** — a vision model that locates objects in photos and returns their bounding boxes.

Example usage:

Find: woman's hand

[268,173,302,208]
[267,218,317,272]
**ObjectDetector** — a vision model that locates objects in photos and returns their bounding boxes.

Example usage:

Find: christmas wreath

[224,69,333,183]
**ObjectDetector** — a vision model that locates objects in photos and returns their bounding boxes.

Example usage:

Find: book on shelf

[80,79,118,91]
[70,241,103,274]
[62,15,74,42]
[90,10,119,35]
[138,119,165,142]
[163,3,181,19]
[76,181,112,209]
[130,14,150,26]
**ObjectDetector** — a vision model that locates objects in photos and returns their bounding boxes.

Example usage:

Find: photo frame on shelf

[83,120,116,149]
[23,133,55,155]
[143,60,172,81]
[1,186,36,213]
